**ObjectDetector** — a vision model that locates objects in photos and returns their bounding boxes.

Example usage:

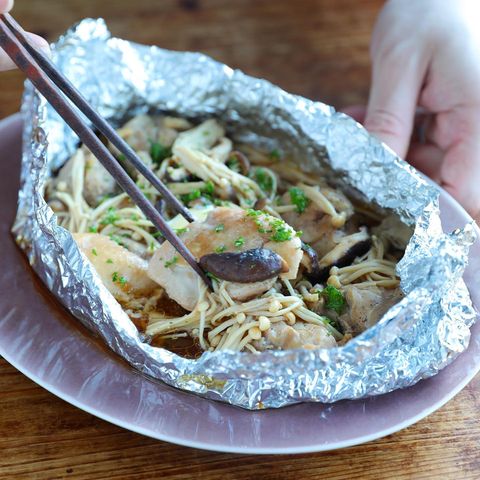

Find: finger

[340,104,367,124]
[406,142,443,182]
[0,0,13,13]
[0,32,50,71]
[440,139,480,218]
[365,52,426,159]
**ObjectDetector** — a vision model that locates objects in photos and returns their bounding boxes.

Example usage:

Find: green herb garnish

[234,236,245,248]
[215,245,227,253]
[152,231,164,239]
[203,180,215,196]
[108,234,124,246]
[181,189,202,204]
[149,141,171,164]
[91,248,98,256]
[289,187,309,214]
[253,167,273,193]
[214,224,225,233]
[88,225,98,233]
[164,256,179,268]
[269,149,281,160]
[112,271,119,282]
[319,285,346,315]
[106,259,113,264]
[226,156,240,172]
[100,207,119,226]
[245,209,296,242]
[270,225,292,242]
[175,227,188,235]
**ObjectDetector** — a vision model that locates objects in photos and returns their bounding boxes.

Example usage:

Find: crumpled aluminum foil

[13,18,477,409]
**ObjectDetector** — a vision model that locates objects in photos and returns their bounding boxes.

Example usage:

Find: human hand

[0,0,49,71]
[344,0,480,220]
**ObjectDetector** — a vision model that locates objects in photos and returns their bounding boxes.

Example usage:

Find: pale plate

[1,114,479,454]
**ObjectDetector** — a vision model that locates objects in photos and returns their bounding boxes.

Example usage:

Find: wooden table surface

[1,1,479,479]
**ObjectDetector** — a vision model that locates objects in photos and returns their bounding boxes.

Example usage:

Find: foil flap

[13,18,477,409]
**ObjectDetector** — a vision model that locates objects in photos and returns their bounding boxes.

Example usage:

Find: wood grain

[1,1,479,479]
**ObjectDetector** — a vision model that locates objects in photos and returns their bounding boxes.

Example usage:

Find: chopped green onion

[215,245,227,253]
[106,259,113,264]
[88,225,98,233]
[214,224,224,233]
[91,248,98,256]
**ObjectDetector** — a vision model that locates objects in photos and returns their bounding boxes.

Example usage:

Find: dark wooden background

[1,1,479,479]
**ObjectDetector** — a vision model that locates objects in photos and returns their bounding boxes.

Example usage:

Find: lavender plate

[1,114,479,454]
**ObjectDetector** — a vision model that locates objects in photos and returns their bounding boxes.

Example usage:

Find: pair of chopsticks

[0,14,212,289]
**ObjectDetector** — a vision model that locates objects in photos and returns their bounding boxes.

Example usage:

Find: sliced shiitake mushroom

[254,198,268,210]
[199,248,286,283]
[301,241,322,282]
[229,150,250,175]
[316,229,372,281]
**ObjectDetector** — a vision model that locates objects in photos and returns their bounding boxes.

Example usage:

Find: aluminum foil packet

[14,18,477,409]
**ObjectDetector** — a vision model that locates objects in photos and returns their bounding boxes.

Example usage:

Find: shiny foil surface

[13,19,477,409]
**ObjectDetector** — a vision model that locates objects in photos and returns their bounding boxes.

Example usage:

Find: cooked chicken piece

[261,321,337,350]
[162,116,193,131]
[116,115,157,152]
[373,214,413,250]
[74,233,157,303]
[148,206,302,311]
[83,152,118,206]
[281,187,353,249]
[173,119,224,152]
[53,148,117,207]
[338,284,402,334]
[116,114,179,152]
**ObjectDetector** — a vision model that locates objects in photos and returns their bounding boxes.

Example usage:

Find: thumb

[440,137,480,218]
[0,0,13,13]
[364,52,424,159]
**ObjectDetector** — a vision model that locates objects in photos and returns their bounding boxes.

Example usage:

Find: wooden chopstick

[1,13,194,224]
[0,15,212,289]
